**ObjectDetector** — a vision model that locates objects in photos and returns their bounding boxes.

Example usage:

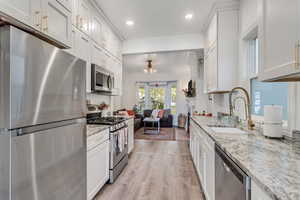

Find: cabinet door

[77,0,90,35]
[64,27,76,56]
[207,14,218,50]
[114,60,123,96]
[127,119,134,154]
[91,43,104,67]
[206,46,218,92]
[74,29,91,92]
[260,0,300,81]
[71,0,78,25]
[42,0,72,46]
[0,0,32,25]
[91,15,103,45]
[87,141,110,200]
[205,142,215,200]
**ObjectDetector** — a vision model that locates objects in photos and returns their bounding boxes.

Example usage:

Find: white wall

[123,34,204,55]
[87,93,113,113]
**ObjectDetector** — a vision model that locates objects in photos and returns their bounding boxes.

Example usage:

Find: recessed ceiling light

[185,13,193,20]
[126,20,134,26]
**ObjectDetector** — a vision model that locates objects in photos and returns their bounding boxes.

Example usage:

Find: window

[248,37,259,77]
[251,78,288,120]
[136,81,177,115]
[149,87,165,109]
[246,35,288,121]
[171,85,177,115]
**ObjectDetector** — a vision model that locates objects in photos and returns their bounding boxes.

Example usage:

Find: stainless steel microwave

[91,64,115,93]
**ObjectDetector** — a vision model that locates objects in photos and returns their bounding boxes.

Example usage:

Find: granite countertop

[86,125,110,137]
[191,116,300,200]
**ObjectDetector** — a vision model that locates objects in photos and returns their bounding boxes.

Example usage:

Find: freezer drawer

[0,25,86,130]
[10,121,86,200]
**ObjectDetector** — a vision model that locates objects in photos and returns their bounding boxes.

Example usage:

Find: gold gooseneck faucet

[229,87,255,130]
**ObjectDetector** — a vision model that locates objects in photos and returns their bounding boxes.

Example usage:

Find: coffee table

[143,117,160,134]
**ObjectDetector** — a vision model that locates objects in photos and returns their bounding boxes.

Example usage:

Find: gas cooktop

[87,116,126,125]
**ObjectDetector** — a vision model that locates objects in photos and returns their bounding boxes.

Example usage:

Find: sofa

[143,109,173,128]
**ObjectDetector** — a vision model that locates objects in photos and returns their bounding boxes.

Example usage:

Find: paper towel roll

[264,105,283,123]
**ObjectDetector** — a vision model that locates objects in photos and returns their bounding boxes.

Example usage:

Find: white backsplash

[86,93,113,112]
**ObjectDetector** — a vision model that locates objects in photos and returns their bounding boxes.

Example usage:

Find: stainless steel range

[87,113,128,183]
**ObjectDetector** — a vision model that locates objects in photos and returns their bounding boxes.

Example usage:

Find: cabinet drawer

[87,129,109,151]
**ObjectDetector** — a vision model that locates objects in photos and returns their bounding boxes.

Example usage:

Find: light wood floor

[95,129,205,200]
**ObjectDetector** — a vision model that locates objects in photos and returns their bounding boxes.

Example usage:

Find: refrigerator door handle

[11,118,86,137]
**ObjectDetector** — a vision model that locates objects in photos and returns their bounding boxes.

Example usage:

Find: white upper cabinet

[259,0,300,81]
[206,14,218,50]
[0,0,33,25]
[91,14,103,46]
[76,0,90,35]
[41,0,72,46]
[205,45,218,92]
[204,8,239,93]
[91,42,104,67]
[72,28,91,92]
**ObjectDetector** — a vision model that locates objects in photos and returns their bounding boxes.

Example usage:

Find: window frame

[244,28,288,128]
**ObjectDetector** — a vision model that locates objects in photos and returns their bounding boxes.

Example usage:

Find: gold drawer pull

[42,16,48,32]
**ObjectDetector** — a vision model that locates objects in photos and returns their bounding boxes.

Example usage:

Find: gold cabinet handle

[34,11,42,30]
[42,16,48,32]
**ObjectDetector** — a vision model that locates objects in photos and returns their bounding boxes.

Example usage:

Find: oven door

[109,127,128,169]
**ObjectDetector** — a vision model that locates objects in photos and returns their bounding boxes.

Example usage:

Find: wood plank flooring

[95,129,205,200]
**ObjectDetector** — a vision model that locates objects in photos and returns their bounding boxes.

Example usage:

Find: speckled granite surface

[86,125,110,137]
[191,116,300,200]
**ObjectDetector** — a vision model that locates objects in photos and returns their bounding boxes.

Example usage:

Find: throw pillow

[158,110,164,118]
[163,109,171,118]
[151,109,159,118]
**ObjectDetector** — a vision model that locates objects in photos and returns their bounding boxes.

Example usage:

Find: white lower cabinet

[190,120,215,200]
[251,180,272,200]
[127,118,134,154]
[87,129,110,200]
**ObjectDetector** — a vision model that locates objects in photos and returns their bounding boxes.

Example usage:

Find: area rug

[134,127,176,141]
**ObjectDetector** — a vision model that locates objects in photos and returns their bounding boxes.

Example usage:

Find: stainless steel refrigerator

[0,25,87,200]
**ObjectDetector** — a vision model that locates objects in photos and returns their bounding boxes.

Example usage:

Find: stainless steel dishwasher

[215,145,251,200]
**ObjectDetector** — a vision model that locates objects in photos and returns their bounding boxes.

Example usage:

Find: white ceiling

[123,50,203,74]
[94,0,225,39]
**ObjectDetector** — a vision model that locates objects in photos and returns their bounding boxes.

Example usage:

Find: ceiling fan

[144,60,157,74]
